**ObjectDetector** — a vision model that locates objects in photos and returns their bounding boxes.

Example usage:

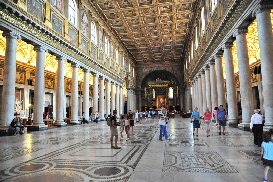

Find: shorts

[263,158,273,167]
[135,118,139,122]
[218,120,226,126]
[130,119,134,126]
[204,120,212,130]
[193,120,200,128]
[120,126,124,132]
[110,126,118,135]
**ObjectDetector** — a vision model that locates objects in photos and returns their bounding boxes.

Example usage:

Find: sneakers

[263,177,267,182]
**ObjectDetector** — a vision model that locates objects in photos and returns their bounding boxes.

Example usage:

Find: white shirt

[250,113,263,129]
[159,117,166,126]
[125,119,129,126]
[135,112,139,119]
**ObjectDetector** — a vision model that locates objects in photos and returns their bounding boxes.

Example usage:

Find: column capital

[214,53,223,59]
[209,59,215,65]
[253,4,271,17]
[91,71,98,77]
[234,28,248,37]
[71,63,79,68]
[34,45,48,52]
[2,30,21,40]
[83,68,90,73]
[99,75,104,80]
[223,43,233,49]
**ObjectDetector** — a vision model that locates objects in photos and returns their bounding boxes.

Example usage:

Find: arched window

[169,87,173,99]
[201,7,206,32]
[68,0,77,26]
[105,36,109,55]
[91,22,97,44]
[211,0,217,12]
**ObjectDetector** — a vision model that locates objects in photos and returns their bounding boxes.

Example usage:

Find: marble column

[205,66,211,111]
[223,43,238,125]
[32,46,48,130]
[210,61,218,111]
[215,54,225,107]
[201,71,206,114]
[256,8,273,130]
[24,69,31,118]
[55,56,67,127]
[70,64,80,125]
[191,81,195,110]
[127,89,131,113]
[111,82,115,114]
[194,78,199,110]
[198,74,203,113]
[116,85,120,116]
[92,73,99,115]
[236,28,254,129]
[185,85,191,111]
[99,76,105,120]
[83,69,90,122]
[0,31,20,129]
[120,86,124,114]
[105,79,111,116]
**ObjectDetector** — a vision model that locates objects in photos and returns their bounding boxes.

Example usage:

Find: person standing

[135,110,140,124]
[204,107,212,137]
[119,114,125,140]
[159,116,170,141]
[191,107,200,137]
[95,111,99,123]
[250,109,264,147]
[212,107,218,124]
[217,105,228,135]
[110,110,121,149]
[124,114,130,140]
[127,110,134,132]
[261,131,273,182]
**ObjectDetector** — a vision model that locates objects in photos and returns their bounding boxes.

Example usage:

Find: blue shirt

[217,109,227,120]
[192,112,199,120]
[262,141,273,160]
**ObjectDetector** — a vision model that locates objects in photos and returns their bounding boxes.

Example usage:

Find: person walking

[135,110,140,124]
[261,131,273,182]
[110,110,121,149]
[217,105,228,135]
[159,115,170,141]
[124,115,130,140]
[212,107,218,125]
[204,107,212,137]
[250,109,264,147]
[191,107,200,137]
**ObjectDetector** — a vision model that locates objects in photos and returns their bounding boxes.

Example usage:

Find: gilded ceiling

[93,0,193,63]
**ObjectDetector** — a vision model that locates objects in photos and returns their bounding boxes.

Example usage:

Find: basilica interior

[0,0,273,181]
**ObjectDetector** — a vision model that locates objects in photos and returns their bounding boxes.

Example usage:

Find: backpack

[107,117,112,126]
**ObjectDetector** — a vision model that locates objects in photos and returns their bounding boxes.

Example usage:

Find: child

[124,115,130,140]
[261,131,273,182]
[204,107,212,137]
[119,114,125,140]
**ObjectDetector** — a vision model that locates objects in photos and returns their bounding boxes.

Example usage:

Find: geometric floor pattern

[0,115,272,182]
[163,151,238,173]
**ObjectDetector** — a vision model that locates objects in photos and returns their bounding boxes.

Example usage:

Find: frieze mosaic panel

[51,13,63,35]
[27,0,43,21]
[163,151,239,173]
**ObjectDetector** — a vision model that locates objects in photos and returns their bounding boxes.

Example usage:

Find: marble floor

[0,116,271,182]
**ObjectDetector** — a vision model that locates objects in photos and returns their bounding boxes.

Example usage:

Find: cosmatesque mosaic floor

[0,116,271,182]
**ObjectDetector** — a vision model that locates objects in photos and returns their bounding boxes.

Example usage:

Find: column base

[238,123,250,131]
[70,120,81,125]
[27,124,48,131]
[263,124,273,131]
[227,118,238,126]
[54,120,67,127]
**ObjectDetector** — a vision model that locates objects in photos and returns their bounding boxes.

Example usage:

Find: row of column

[0,30,125,130]
[191,7,273,129]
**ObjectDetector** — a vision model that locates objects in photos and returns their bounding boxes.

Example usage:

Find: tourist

[191,107,200,137]
[250,109,263,147]
[217,105,228,135]
[110,110,121,149]
[204,107,212,137]
[261,131,273,182]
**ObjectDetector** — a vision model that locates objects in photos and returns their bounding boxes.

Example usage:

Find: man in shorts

[217,105,228,135]
[110,110,121,149]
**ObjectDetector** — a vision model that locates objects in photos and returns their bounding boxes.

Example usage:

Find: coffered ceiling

[92,0,194,63]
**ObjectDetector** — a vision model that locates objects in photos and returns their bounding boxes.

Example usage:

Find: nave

[0,116,270,182]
